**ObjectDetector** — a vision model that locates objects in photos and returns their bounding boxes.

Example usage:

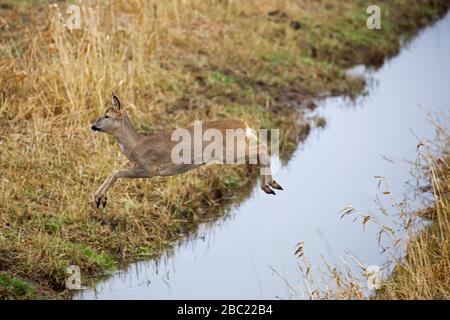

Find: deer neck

[113,115,142,153]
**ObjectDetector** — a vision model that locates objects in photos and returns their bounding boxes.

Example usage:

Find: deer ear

[111,92,121,111]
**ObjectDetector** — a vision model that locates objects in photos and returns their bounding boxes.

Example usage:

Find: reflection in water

[76,13,450,299]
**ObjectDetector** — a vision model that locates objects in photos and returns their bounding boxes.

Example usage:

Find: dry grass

[296,117,449,300]
[0,0,448,298]
[377,125,449,299]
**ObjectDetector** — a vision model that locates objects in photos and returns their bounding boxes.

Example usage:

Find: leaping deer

[91,93,283,208]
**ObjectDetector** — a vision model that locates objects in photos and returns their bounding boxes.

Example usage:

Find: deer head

[91,92,125,134]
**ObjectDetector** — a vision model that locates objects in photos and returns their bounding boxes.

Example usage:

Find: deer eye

[104,115,110,119]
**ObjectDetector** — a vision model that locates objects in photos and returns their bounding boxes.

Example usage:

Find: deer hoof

[94,194,103,209]
[262,186,276,195]
[269,180,283,190]
[102,196,107,208]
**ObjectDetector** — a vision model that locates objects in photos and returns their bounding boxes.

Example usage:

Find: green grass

[0,274,40,300]
[209,71,237,86]
[75,245,116,270]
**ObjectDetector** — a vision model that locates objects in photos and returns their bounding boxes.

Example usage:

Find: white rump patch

[245,126,257,140]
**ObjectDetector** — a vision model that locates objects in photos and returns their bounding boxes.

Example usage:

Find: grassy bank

[376,135,449,299]
[0,0,449,299]
[297,119,449,300]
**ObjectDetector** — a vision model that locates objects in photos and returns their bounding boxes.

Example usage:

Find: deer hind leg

[249,143,283,195]
[258,144,283,194]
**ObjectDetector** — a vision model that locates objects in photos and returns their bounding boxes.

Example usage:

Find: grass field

[0,0,449,299]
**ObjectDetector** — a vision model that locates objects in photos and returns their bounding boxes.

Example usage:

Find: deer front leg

[94,166,150,208]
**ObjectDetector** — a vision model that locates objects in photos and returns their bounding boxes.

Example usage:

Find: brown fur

[91,93,282,208]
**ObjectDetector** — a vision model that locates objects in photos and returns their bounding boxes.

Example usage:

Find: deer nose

[91,125,100,131]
